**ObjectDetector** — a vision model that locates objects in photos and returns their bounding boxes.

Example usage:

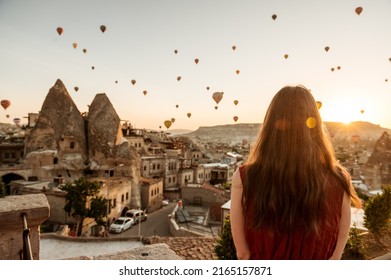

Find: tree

[214,213,237,260]
[342,224,367,260]
[363,185,391,244]
[88,196,108,227]
[0,178,5,198]
[59,177,107,236]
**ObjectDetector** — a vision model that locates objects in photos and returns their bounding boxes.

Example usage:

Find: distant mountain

[180,121,391,145]
[182,123,261,145]
[167,129,194,136]
[324,121,391,141]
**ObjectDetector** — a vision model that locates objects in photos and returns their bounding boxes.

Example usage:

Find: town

[0,79,390,260]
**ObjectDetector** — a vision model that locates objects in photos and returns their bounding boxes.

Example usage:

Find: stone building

[20,79,142,231]
[364,131,391,189]
[140,177,164,213]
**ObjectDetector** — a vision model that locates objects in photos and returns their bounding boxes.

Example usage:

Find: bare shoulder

[232,168,243,189]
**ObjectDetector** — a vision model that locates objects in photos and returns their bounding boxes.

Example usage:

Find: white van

[125,209,147,224]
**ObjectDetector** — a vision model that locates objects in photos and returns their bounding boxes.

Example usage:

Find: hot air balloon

[206,86,210,90]
[164,120,172,129]
[1,100,11,110]
[234,100,239,105]
[212,92,223,104]
[389,58,391,62]
[360,109,365,114]
[174,49,178,54]
[214,106,218,110]
[236,70,240,75]
[176,104,179,108]
[159,126,162,129]
[337,66,341,70]
[284,54,289,59]
[143,90,147,95]
[232,45,236,51]
[131,79,136,85]
[177,76,181,81]
[13,118,21,126]
[56,27,63,35]
[171,118,175,123]
[6,114,9,118]
[316,101,322,109]
[386,79,388,82]
[91,66,95,70]
[187,113,191,118]
[74,87,79,92]
[355,7,363,15]
[272,14,277,20]
[115,80,118,84]
[233,116,238,122]
[194,58,199,64]
[83,48,87,53]
[72,43,77,49]
[100,25,106,33]
[331,67,335,72]
[325,46,330,52]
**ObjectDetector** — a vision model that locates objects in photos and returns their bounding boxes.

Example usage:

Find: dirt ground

[362,232,391,259]
[343,231,391,260]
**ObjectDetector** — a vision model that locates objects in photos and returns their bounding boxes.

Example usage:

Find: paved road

[108,202,176,238]
[40,203,177,260]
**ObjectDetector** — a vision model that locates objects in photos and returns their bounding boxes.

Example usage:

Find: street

[108,202,177,238]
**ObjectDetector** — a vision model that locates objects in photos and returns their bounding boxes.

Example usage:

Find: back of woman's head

[244,85,350,233]
[249,85,334,169]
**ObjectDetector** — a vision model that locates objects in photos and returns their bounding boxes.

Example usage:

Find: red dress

[239,165,344,260]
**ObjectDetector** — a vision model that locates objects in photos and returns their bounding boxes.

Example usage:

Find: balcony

[0,193,50,260]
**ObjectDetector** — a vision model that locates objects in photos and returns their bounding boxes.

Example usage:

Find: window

[70,141,75,149]
[152,164,156,170]
[113,199,116,208]
[53,157,58,164]
[168,177,171,183]
[151,190,153,196]
[157,164,160,170]
[126,192,129,200]
[143,166,147,171]
[121,194,124,202]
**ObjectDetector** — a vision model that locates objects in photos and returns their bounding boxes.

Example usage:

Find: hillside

[181,121,391,145]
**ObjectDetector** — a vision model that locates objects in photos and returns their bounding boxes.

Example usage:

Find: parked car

[109,217,133,233]
[162,199,169,206]
[125,209,147,224]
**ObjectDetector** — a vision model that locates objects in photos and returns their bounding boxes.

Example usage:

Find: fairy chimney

[24,79,87,179]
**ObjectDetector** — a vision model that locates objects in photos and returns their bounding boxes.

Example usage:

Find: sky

[0,0,391,131]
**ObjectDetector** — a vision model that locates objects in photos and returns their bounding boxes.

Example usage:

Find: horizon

[1,1,391,131]
[167,120,391,133]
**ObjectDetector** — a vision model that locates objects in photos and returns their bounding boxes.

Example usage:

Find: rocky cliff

[183,122,391,145]
[25,79,87,178]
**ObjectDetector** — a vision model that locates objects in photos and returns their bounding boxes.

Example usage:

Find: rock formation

[25,79,87,179]
[365,131,391,188]
[87,93,141,207]
[24,79,142,207]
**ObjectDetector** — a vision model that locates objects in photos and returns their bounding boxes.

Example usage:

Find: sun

[319,96,365,125]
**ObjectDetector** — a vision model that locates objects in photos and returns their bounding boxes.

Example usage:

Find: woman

[230,85,362,260]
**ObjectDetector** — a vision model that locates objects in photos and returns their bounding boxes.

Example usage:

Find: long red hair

[243,85,361,234]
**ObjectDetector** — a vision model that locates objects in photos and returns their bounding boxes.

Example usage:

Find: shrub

[342,223,367,260]
[363,185,391,243]
[214,213,237,260]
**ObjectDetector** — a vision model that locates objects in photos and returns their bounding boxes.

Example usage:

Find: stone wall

[0,194,50,260]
